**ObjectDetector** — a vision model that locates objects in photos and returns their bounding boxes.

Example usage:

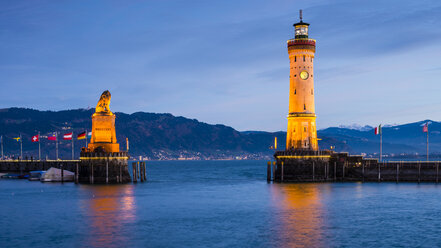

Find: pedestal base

[79,152,131,184]
[273,149,332,182]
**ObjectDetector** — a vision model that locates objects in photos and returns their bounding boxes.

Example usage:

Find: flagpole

[380,129,382,162]
[38,131,41,161]
[427,125,429,161]
[20,133,23,160]
[72,132,74,160]
[56,132,58,160]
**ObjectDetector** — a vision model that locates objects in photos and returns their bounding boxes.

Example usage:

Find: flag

[48,133,57,141]
[77,131,86,140]
[32,135,39,142]
[87,132,92,137]
[423,123,428,133]
[63,132,73,140]
[13,137,20,142]
[374,125,382,135]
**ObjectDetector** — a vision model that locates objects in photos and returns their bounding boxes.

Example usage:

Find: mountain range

[0,108,438,160]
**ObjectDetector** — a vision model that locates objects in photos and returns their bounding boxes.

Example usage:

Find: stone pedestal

[88,113,119,153]
[79,151,131,184]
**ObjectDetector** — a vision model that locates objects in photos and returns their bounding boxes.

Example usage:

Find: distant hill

[0,108,437,159]
[0,108,284,160]
[317,120,439,155]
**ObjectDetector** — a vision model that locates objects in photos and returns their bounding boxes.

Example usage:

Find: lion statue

[95,90,112,114]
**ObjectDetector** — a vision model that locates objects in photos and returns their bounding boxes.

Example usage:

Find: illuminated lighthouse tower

[286,10,318,151]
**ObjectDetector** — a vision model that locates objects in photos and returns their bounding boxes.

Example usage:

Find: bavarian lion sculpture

[95,90,112,114]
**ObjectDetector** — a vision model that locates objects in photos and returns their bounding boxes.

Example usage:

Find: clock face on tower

[300,70,309,80]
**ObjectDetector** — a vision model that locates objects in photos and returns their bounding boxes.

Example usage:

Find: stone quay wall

[0,160,79,173]
[79,151,131,184]
[272,150,441,183]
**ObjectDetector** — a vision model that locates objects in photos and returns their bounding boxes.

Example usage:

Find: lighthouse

[286,10,318,151]
[270,11,410,183]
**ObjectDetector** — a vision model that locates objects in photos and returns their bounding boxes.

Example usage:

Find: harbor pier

[0,159,79,173]
[269,150,441,183]
[0,158,146,184]
[0,91,147,184]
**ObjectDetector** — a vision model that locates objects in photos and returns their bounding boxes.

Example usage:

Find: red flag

[423,123,428,133]
[32,135,39,142]
[48,132,57,141]
[63,132,73,140]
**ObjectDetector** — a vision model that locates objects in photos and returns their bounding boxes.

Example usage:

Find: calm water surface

[1,160,441,247]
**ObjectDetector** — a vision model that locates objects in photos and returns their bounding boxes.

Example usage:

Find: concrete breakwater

[0,160,79,174]
[0,157,147,184]
[271,151,441,183]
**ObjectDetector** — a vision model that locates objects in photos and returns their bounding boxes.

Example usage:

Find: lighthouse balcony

[287,38,316,52]
[288,112,316,117]
[287,38,315,46]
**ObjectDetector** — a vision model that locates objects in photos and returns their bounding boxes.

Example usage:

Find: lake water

[1,160,441,247]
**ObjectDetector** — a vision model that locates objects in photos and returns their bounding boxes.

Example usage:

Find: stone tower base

[273,149,332,182]
[79,152,131,184]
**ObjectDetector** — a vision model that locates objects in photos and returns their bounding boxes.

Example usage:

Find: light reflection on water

[270,183,327,247]
[80,185,136,248]
[3,161,441,247]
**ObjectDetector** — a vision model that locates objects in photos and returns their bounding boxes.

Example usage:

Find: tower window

[311,89,313,95]
[294,56,296,62]
[304,127,306,132]
[303,56,305,62]
[311,57,313,62]
[304,104,306,110]
[294,89,296,94]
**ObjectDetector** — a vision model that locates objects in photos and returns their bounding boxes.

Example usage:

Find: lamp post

[20,133,23,160]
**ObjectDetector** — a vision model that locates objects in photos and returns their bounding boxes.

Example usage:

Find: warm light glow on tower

[88,90,120,153]
[286,10,318,151]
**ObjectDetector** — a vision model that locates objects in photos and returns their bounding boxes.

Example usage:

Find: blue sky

[1,0,441,131]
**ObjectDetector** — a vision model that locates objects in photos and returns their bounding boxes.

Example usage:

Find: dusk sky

[1,0,441,131]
